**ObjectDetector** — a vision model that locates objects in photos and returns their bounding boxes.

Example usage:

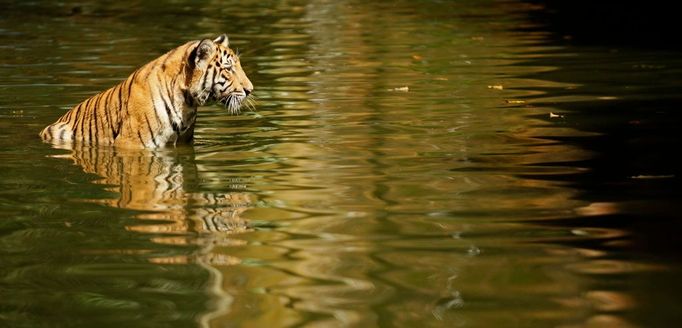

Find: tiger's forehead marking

[214,47,233,62]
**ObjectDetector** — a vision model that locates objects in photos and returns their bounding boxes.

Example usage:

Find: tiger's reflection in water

[51,144,251,326]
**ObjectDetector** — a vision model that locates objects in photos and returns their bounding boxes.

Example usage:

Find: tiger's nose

[244,89,252,97]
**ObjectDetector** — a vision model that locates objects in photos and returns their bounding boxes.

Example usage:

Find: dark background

[522,0,682,259]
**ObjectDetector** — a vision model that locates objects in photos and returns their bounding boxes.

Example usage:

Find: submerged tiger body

[40,34,253,149]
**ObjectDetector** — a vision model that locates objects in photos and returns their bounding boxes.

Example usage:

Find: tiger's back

[40,71,131,146]
[40,34,253,149]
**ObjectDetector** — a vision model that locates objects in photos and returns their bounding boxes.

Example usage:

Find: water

[2,1,681,327]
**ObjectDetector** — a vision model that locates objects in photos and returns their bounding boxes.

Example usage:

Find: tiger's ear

[214,34,229,47]
[192,39,215,68]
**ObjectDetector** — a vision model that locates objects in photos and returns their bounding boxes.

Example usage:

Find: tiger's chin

[217,92,251,115]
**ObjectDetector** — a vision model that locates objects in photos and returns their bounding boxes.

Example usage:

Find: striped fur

[40,34,253,149]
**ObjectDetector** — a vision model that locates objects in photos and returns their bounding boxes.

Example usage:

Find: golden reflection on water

[50,144,249,326]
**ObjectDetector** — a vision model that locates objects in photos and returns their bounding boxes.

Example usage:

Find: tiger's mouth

[218,91,250,115]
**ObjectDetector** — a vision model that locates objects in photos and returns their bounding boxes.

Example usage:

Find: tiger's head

[187,34,254,114]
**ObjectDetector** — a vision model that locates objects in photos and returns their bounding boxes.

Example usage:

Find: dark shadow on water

[509,5,682,319]
[521,1,682,50]
[514,1,682,257]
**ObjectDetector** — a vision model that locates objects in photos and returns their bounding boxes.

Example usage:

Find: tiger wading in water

[40,34,253,149]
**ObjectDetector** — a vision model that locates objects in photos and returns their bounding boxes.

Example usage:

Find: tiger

[40,34,254,149]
